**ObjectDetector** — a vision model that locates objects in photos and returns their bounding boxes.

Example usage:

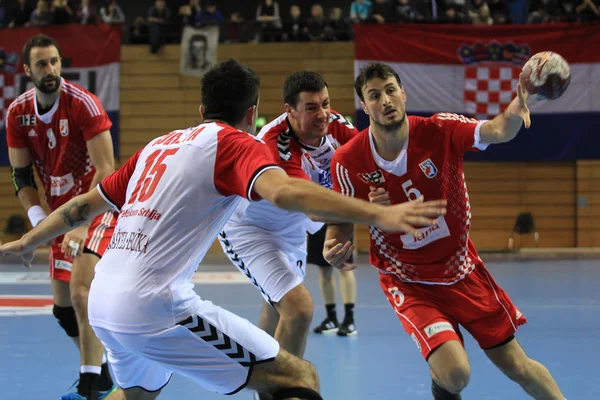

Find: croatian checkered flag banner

[354,24,600,121]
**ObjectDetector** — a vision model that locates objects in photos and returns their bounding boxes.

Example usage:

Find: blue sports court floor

[1,252,598,399]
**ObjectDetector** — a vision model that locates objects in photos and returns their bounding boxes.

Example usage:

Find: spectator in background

[487,0,508,23]
[195,1,223,27]
[29,0,51,26]
[130,16,149,44]
[226,12,254,43]
[256,0,282,42]
[147,0,171,53]
[325,7,350,40]
[178,0,201,26]
[370,0,395,23]
[444,0,467,14]
[394,0,422,22]
[76,0,98,23]
[468,0,493,24]
[440,6,470,22]
[507,0,528,23]
[51,0,73,24]
[350,0,372,22]
[0,0,8,28]
[9,0,34,27]
[307,4,326,41]
[100,0,125,24]
[283,5,309,42]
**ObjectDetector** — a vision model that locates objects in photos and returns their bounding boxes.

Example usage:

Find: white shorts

[92,299,280,394]
[218,228,307,304]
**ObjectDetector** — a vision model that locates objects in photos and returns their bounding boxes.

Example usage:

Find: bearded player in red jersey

[324,62,565,400]
[5,35,118,400]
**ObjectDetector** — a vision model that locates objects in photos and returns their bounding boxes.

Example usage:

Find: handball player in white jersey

[0,59,447,400]
[219,72,358,394]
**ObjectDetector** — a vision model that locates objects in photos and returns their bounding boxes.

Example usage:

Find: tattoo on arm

[60,200,91,227]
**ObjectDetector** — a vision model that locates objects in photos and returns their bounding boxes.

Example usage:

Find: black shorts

[306,224,353,267]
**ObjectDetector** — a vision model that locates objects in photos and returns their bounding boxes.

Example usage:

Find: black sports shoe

[337,320,357,336]
[313,317,339,334]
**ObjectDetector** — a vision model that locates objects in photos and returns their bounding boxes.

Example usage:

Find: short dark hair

[354,62,402,102]
[283,71,328,108]
[201,58,260,125]
[23,35,61,66]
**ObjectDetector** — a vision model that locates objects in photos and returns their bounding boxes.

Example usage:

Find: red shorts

[379,262,526,360]
[50,211,118,282]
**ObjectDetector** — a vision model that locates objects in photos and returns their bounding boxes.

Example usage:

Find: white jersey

[225,112,358,244]
[89,122,280,333]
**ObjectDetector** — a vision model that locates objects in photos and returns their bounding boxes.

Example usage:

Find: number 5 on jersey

[402,179,422,201]
[128,148,180,204]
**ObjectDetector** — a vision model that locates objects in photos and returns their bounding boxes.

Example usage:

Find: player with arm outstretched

[1,59,446,400]
[325,62,565,400]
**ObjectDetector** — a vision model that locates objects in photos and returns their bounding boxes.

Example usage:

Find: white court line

[0,270,251,285]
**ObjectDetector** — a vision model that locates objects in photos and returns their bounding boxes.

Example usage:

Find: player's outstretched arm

[253,168,447,235]
[0,189,112,268]
[480,73,531,144]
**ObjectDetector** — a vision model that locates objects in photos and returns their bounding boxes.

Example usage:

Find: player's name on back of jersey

[152,126,205,146]
[120,207,161,221]
[107,230,150,254]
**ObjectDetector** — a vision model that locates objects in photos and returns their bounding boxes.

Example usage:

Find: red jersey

[5,78,112,211]
[331,113,489,285]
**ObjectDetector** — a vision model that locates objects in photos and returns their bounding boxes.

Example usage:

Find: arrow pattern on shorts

[219,231,275,305]
[178,314,257,366]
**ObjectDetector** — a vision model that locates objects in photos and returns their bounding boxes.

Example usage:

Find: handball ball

[521,51,571,100]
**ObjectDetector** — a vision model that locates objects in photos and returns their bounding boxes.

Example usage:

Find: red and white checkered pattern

[0,72,17,130]
[464,65,520,120]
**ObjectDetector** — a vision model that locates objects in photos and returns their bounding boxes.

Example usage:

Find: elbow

[269,182,304,211]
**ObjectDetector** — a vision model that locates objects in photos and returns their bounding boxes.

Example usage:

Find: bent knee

[438,365,471,393]
[69,284,90,309]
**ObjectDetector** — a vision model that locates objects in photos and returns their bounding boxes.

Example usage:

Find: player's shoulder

[257,113,289,141]
[60,79,103,111]
[332,127,369,164]
[328,109,355,130]
[7,88,35,114]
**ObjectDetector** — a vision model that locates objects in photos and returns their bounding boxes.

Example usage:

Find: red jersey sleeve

[329,111,359,145]
[214,130,281,201]
[431,113,488,153]
[75,92,113,141]
[5,103,27,149]
[98,148,142,210]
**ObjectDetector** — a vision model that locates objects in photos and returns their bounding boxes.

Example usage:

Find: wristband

[27,205,47,227]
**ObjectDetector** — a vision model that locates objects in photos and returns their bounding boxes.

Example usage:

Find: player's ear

[245,104,257,126]
[23,64,31,78]
[198,105,205,120]
[284,103,293,116]
[360,101,369,116]
[401,86,407,102]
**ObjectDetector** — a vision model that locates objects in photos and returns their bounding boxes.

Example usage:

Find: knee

[438,365,471,394]
[280,294,314,329]
[297,359,319,390]
[69,282,90,310]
